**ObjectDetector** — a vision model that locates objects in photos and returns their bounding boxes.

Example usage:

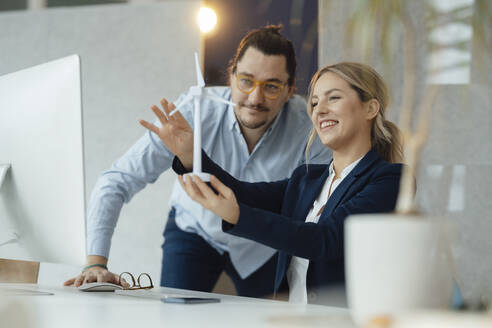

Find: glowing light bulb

[198,7,217,33]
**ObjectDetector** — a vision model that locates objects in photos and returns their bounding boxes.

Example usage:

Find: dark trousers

[160,208,280,298]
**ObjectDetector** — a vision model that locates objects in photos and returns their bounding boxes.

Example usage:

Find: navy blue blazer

[173,149,402,299]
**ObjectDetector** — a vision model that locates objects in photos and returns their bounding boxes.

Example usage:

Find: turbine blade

[169,95,193,116]
[207,94,236,107]
[195,52,205,87]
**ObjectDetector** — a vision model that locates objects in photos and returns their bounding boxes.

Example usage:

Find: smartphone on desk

[161,296,220,304]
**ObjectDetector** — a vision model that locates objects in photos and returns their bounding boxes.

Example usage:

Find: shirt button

[308,291,317,302]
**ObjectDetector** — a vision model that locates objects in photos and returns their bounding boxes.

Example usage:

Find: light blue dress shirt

[86,87,332,279]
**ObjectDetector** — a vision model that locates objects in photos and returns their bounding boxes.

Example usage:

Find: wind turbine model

[168,52,235,182]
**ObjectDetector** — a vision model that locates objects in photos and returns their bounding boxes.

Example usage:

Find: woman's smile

[319,119,338,131]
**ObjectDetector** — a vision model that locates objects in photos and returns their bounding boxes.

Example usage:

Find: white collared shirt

[286,156,363,303]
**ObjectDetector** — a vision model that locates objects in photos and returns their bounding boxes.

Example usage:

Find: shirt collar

[227,106,239,132]
[221,88,237,131]
[329,155,364,180]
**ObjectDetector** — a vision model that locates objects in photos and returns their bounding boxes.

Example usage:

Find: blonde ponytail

[372,118,404,163]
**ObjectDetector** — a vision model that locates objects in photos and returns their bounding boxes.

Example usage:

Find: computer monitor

[0,55,86,266]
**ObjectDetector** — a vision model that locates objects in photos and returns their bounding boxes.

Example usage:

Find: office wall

[319,0,492,303]
[0,1,202,282]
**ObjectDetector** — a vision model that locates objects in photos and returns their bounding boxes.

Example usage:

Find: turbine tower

[169,52,235,182]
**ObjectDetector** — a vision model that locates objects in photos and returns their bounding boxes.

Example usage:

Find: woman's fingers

[160,98,175,120]
[178,175,204,202]
[185,175,204,200]
[171,106,188,126]
[192,176,218,200]
[151,104,168,124]
[178,175,238,224]
[178,175,236,218]
[139,119,160,135]
[178,175,185,188]
[209,175,234,199]
[140,102,171,135]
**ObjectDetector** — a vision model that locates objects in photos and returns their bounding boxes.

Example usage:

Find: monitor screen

[0,55,86,266]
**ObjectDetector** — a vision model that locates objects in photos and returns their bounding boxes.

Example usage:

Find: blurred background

[0,0,490,307]
[0,0,319,95]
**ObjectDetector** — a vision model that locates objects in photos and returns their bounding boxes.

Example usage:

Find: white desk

[0,284,356,328]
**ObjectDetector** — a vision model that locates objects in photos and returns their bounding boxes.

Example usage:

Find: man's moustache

[240,104,269,112]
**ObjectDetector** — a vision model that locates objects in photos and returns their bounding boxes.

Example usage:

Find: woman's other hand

[139,98,193,169]
[179,174,240,225]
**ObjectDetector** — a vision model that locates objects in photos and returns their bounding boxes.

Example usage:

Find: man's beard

[236,103,270,129]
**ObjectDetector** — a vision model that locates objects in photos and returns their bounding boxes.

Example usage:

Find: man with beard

[65,25,331,298]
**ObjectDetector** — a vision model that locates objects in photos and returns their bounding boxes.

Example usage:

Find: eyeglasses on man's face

[235,74,287,100]
[118,272,154,290]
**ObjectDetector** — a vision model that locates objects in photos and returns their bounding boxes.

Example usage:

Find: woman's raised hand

[139,98,193,169]
[178,174,240,225]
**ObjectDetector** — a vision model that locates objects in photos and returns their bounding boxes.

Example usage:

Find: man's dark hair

[229,25,297,87]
